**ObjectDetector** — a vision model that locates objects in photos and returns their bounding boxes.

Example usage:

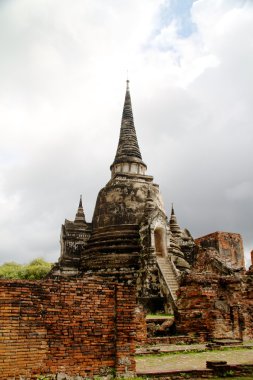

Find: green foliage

[0,258,52,280]
[223,369,235,377]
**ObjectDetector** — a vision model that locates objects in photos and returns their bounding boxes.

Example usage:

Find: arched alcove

[154,227,167,257]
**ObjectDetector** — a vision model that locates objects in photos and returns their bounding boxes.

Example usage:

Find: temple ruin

[51,81,253,342]
[1,81,252,379]
[51,80,195,314]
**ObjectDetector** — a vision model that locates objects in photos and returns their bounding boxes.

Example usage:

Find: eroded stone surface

[50,197,92,278]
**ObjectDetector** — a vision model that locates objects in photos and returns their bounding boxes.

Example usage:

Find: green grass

[136,346,252,359]
[213,378,253,380]
[146,314,174,319]
[135,376,253,380]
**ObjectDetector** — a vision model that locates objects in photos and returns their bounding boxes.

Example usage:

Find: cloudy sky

[0,0,252,267]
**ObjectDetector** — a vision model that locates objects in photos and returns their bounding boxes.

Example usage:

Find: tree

[0,258,53,280]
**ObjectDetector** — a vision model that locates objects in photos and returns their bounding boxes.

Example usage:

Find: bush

[0,258,53,279]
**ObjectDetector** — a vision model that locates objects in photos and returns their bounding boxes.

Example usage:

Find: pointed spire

[74,195,86,224]
[110,81,147,175]
[169,204,182,237]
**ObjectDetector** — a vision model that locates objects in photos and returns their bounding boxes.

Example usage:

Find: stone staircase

[157,256,179,302]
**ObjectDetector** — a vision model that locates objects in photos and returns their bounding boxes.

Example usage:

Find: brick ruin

[0,278,136,379]
[1,81,253,378]
[195,231,245,270]
[176,233,253,341]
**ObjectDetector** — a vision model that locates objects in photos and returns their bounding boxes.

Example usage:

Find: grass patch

[213,378,253,380]
[146,314,174,319]
[136,346,253,359]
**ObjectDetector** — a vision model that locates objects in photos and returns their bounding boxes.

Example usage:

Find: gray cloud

[0,0,252,267]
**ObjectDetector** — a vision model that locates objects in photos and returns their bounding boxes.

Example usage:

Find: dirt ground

[136,347,253,373]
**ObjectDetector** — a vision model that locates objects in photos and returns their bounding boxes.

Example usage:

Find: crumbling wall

[195,232,245,269]
[0,278,136,379]
[176,252,253,341]
[134,304,147,345]
[243,268,253,339]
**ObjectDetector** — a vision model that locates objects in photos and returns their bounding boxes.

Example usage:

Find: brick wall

[243,270,253,339]
[134,305,147,345]
[0,278,136,379]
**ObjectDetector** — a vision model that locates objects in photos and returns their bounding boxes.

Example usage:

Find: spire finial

[110,80,147,175]
[169,204,181,236]
[75,195,86,224]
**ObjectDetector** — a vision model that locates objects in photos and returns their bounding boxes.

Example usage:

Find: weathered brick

[0,278,136,379]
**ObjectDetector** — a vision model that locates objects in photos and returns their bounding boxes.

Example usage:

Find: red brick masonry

[176,269,253,341]
[195,232,245,269]
[0,278,136,379]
